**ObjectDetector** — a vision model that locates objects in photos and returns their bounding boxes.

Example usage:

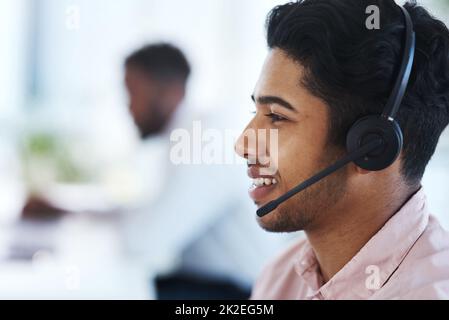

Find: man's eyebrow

[251,94,296,111]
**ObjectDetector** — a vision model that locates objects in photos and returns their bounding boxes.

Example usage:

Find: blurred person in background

[121,43,286,299]
[125,43,189,139]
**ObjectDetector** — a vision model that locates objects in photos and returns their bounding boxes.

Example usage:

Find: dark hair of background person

[266,0,449,187]
[125,43,191,83]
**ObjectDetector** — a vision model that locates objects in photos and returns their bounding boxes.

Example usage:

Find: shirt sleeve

[120,160,245,273]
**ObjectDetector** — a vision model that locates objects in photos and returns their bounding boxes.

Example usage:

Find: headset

[257,6,416,218]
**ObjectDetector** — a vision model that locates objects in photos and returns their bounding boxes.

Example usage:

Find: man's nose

[234,125,261,165]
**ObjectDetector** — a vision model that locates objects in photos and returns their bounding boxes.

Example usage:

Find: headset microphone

[257,139,383,217]
[257,6,416,218]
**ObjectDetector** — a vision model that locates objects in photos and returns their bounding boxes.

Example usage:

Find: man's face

[235,49,348,233]
[125,66,167,138]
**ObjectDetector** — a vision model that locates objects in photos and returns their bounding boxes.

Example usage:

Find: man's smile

[247,166,279,206]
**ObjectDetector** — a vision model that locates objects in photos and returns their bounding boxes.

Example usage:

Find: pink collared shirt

[251,189,449,300]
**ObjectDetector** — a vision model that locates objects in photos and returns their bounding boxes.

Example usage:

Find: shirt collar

[294,188,430,300]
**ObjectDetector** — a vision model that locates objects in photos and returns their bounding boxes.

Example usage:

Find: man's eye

[265,113,286,123]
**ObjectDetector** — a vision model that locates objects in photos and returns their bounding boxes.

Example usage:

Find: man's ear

[354,165,372,174]
[352,163,372,175]
[352,154,403,175]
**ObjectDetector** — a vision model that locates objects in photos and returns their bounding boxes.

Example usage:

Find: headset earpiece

[346,115,403,171]
[345,6,414,173]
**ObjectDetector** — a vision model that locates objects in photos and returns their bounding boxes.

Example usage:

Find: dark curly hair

[266,0,449,186]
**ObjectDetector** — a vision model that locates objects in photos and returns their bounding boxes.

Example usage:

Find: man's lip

[248,184,277,204]
[247,166,277,179]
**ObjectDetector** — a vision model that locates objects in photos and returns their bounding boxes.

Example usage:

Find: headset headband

[382,6,416,120]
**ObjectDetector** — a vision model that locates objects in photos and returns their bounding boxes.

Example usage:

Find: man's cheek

[257,129,279,176]
[261,147,285,176]
[279,148,305,186]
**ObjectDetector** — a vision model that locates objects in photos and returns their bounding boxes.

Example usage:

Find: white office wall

[0,0,28,120]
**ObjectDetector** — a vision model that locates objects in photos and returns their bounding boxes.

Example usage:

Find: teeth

[252,178,278,187]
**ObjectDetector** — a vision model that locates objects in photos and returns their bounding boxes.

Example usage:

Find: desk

[0,214,154,299]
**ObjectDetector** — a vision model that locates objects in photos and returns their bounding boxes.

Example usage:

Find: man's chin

[256,210,291,233]
[257,218,281,233]
[256,206,308,233]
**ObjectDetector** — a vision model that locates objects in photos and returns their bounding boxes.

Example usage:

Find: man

[20,44,191,218]
[123,43,191,206]
[125,43,190,139]
[235,0,449,299]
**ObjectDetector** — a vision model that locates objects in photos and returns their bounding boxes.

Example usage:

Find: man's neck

[305,184,419,284]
